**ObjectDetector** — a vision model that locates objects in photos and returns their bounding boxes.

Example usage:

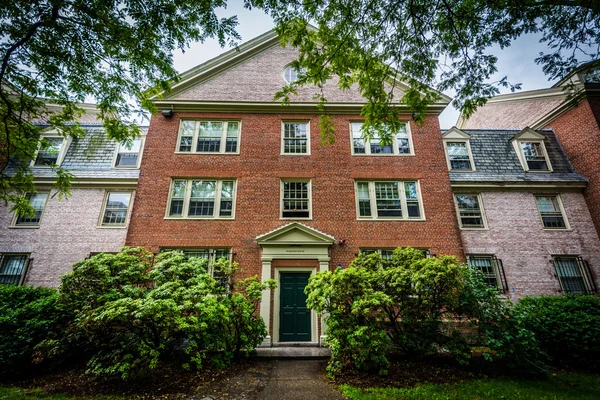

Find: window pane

[102,192,131,225]
[197,122,222,152]
[35,137,63,166]
[169,180,186,216]
[116,153,138,166]
[220,181,234,217]
[282,181,310,218]
[0,255,28,285]
[370,134,393,154]
[357,182,371,217]
[536,196,566,228]
[351,123,366,154]
[521,142,548,170]
[189,181,216,216]
[456,195,484,227]
[283,123,308,154]
[405,182,420,218]
[15,193,48,226]
[119,139,141,153]
[554,257,587,294]
[447,142,471,170]
[225,122,239,153]
[179,121,195,152]
[397,124,410,153]
[375,182,402,217]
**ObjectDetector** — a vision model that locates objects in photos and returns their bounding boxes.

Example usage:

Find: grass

[0,387,123,400]
[340,372,600,400]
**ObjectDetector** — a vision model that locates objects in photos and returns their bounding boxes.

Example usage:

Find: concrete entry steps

[252,346,331,359]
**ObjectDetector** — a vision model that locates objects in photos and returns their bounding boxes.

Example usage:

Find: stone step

[251,346,331,359]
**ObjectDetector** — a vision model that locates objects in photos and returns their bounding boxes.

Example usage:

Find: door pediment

[256,222,335,246]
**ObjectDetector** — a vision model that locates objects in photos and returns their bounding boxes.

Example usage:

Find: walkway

[198,359,343,400]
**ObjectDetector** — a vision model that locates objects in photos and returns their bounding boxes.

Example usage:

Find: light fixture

[161,109,174,118]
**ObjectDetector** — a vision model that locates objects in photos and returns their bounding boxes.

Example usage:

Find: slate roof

[447,129,587,185]
[6,124,144,180]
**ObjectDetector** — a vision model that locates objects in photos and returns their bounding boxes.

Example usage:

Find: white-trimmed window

[167,179,236,219]
[535,195,568,229]
[350,122,412,155]
[281,179,311,219]
[355,181,424,220]
[100,192,132,226]
[467,255,503,289]
[551,256,595,294]
[32,135,70,167]
[12,192,49,227]
[454,194,486,229]
[520,142,550,171]
[176,120,240,154]
[0,253,30,285]
[114,138,143,168]
[361,248,430,259]
[283,66,305,84]
[446,142,474,170]
[282,122,310,154]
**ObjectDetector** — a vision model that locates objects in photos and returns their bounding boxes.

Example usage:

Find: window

[455,194,486,229]
[355,181,423,220]
[446,142,473,170]
[520,142,550,171]
[282,122,309,154]
[0,254,30,285]
[283,66,305,83]
[12,192,49,227]
[176,120,240,154]
[350,122,412,155]
[167,179,236,219]
[281,179,311,219]
[361,248,430,259]
[33,136,69,167]
[535,195,568,229]
[114,138,143,168]
[100,192,132,226]
[467,255,503,289]
[551,256,595,294]
[163,248,231,288]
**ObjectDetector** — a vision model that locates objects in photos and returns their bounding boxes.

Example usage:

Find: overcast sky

[172,4,558,129]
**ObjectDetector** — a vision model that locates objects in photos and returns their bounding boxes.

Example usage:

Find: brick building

[125,29,464,345]
[458,62,600,239]
[0,116,144,287]
[444,127,600,301]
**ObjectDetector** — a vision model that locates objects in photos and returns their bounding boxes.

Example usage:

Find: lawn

[340,372,600,400]
[0,387,122,400]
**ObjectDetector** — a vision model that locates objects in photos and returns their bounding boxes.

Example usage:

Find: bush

[0,284,67,374]
[306,248,544,376]
[514,295,600,369]
[39,247,275,379]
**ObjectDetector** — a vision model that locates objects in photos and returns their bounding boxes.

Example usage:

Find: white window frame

[0,253,31,286]
[175,120,241,155]
[354,180,425,221]
[454,193,488,230]
[280,178,312,220]
[98,191,134,228]
[281,121,310,155]
[113,136,145,168]
[11,191,50,228]
[534,194,569,230]
[444,140,475,171]
[349,122,414,156]
[31,133,71,168]
[283,65,305,84]
[165,179,237,219]
[511,128,553,172]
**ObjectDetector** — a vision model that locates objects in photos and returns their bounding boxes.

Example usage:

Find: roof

[6,125,143,183]
[446,128,587,186]
[152,28,451,114]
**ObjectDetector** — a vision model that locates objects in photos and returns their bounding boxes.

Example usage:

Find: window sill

[351,153,415,157]
[524,170,553,173]
[113,165,139,169]
[542,228,573,232]
[280,217,312,220]
[96,225,128,229]
[450,169,476,172]
[163,217,236,220]
[357,218,426,222]
[173,151,240,155]
[9,225,40,229]
[460,227,489,231]
[280,153,311,156]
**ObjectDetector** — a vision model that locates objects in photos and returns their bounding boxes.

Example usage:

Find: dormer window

[520,142,549,171]
[32,135,70,167]
[511,128,553,172]
[114,138,143,168]
[442,127,474,171]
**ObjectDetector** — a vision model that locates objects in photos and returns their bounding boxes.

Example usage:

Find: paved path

[198,359,343,400]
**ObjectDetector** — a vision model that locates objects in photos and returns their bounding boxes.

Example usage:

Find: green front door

[279,272,311,342]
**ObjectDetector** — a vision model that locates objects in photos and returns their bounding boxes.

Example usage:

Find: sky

[171,4,559,129]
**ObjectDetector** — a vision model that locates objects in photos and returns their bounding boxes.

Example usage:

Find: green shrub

[306,247,544,376]
[0,284,67,374]
[39,247,275,379]
[514,295,600,369]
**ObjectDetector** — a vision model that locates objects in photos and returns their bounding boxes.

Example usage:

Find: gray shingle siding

[447,129,587,184]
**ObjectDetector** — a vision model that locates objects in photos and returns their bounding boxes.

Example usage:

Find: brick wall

[545,99,600,236]
[460,191,600,301]
[0,188,133,287]
[126,112,465,285]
